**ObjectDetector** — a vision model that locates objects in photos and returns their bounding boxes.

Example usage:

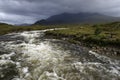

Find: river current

[0,29,120,80]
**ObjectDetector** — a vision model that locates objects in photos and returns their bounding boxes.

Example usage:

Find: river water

[0,29,120,80]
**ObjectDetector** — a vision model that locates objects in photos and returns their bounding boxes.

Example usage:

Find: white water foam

[0,29,120,80]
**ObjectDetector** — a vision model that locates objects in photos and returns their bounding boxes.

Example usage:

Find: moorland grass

[45,22,120,47]
[0,22,120,47]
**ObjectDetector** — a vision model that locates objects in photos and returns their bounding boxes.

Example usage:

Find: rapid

[0,29,120,80]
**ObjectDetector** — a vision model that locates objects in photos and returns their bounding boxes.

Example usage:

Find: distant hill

[0,23,9,25]
[35,12,120,25]
[15,23,32,26]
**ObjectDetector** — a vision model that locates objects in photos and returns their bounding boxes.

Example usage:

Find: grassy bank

[0,22,120,55]
[45,22,120,47]
[0,23,61,35]
[1,22,120,47]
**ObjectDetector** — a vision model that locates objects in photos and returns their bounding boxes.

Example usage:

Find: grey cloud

[0,0,120,24]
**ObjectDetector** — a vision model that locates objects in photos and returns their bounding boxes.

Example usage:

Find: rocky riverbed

[0,29,120,80]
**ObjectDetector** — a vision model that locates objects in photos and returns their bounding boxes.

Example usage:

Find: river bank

[45,29,120,58]
[1,22,120,57]
[0,29,120,80]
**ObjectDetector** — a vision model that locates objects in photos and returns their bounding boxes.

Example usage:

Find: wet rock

[0,60,18,80]
[0,48,10,55]
[116,51,120,56]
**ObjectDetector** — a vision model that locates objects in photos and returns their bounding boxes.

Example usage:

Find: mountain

[34,12,120,25]
[0,22,12,26]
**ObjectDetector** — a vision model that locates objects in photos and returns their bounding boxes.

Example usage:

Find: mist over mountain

[35,12,120,25]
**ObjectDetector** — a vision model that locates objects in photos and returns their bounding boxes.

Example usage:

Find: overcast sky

[0,0,120,24]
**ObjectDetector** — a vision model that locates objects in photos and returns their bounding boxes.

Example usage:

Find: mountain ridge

[35,12,120,25]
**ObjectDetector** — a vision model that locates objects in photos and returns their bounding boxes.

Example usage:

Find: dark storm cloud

[0,0,120,24]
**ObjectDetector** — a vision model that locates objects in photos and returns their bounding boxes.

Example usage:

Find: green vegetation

[0,22,120,47]
[94,28,102,35]
[46,22,120,47]
[0,23,60,35]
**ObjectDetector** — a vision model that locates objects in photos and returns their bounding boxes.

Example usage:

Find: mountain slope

[35,12,120,25]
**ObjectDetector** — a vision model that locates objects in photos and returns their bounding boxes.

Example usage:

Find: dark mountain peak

[60,12,72,15]
[59,12,103,16]
[35,12,120,25]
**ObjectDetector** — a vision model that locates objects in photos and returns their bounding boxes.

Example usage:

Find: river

[0,29,120,80]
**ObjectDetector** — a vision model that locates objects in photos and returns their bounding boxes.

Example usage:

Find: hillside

[45,22,120,47]
[35,12,120,25]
